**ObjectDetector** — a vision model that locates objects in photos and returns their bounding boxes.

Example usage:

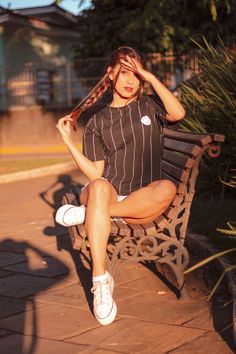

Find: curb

[186,232,236,349]
[0,162,77,184]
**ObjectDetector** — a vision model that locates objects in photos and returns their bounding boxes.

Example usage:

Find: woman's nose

[127,73,134,84]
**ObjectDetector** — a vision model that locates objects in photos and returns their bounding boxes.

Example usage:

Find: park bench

[63,127,224,299]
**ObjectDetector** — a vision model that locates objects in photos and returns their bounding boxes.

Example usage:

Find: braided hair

[70,46,145,128]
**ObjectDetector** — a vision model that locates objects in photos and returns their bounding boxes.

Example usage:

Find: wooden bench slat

[163,128,213,145]
[162,172,186,194]
[153,215,169,229]
[68,225,83,250]
[77,224,87,238]
[64,193,78,206]
[172,194,184,207]
[113,221,132,237]
[128,223,145,237]
[163,206,177,221]
[63,193,71,204]
[162,160,190,182]
[111,221,119,235]
[163,149,195,169]
[211,133,225,142]
[141,222,157,236]
[164,137,201,156]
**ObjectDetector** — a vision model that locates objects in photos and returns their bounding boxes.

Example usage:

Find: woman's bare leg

[80,179,117,277]
[79,179,176,275]
[109,180,177,224]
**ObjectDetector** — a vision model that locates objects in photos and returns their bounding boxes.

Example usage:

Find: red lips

[124,87,133,92]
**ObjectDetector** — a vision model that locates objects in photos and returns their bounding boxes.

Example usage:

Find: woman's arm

[145,74,185,122]
[56,116,104,180]
[120,57,185,122]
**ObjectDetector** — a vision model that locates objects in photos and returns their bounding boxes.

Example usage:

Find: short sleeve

[146,95,168,127]
[83,116,106,162]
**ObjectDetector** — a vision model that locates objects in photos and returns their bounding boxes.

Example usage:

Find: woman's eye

[121,70,128,75]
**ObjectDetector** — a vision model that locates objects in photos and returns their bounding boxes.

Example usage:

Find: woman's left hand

[119,56,153,82]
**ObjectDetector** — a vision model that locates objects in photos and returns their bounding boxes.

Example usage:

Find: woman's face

[109,63,141,99]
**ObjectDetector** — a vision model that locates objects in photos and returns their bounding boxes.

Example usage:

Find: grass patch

[1,158,70,175]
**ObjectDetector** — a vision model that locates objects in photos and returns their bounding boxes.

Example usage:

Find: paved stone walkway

[0,170,234,353]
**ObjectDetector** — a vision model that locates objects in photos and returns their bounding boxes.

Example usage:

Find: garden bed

[186,232,236,352]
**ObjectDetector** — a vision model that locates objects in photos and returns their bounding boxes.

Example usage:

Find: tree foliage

[67,0,236,57]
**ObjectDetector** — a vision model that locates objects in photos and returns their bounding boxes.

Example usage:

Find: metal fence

[0,52,199,111]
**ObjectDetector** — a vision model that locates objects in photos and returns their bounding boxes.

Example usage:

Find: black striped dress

[83,95,166,195]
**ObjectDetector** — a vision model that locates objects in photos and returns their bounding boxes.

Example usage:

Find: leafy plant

[179,38,236,194]
[184,248,236,300]
[219,168,236,189]
[217,221,236,236]
[175,35,236,307]
[186,171,236,300]
[217,170,236,237]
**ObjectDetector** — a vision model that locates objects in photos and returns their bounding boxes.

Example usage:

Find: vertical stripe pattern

[83,95,164,195]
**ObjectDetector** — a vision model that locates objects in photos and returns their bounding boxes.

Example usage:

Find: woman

[56,46,185,325]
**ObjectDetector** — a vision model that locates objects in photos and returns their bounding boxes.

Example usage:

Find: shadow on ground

[0,238,69,354]
[39,174,94,312]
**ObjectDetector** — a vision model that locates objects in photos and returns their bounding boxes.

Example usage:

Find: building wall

[3,25,76,67]
[0,106,83,147]
[0,24,82,110]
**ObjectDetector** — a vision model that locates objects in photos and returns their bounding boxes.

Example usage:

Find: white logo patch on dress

[141,115,151,126]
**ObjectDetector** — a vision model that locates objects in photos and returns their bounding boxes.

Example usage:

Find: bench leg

[175,269,190,300]
[155,246,191,300]
[179,282,190,299]
[106,234,191,299]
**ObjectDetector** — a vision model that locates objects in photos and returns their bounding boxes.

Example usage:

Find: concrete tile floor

[0,170,234,353]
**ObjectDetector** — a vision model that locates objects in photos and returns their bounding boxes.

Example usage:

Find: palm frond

[184,248,236,274]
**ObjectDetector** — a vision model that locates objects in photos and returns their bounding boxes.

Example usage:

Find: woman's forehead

[113,63,130,74]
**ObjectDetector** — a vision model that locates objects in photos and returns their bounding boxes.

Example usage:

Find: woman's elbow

[167,107,185,122]
[173,107,186,122]
[178,107,186,120]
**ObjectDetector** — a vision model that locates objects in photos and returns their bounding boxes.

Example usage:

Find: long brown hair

[70,46,145,128]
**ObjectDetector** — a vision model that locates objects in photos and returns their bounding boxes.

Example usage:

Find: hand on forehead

[119,55,145,80]
[119,55,137,71]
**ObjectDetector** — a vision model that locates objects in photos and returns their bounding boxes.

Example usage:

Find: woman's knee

[88,178,114,200]
[152,179,177,202]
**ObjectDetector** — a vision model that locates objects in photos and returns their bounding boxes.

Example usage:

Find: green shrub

[179,39,236,194]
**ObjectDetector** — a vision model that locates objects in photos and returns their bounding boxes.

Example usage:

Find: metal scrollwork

[119,238,139,259]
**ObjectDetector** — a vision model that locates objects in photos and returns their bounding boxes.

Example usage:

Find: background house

[0,2,92,147]
[0,2,86,110]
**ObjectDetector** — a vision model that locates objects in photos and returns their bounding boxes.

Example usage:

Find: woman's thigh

[110,179,176,224]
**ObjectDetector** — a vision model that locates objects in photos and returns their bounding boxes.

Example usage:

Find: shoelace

[91,280,110,305]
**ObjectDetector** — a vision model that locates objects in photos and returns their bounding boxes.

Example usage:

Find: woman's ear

[107,66,114,81]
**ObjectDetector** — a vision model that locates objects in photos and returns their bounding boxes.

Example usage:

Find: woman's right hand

[56,115,73,142]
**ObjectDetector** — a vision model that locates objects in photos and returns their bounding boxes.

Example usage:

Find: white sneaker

[91,272,117,325]
[55,204,86,226]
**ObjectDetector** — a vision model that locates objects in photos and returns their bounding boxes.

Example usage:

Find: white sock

[92,271,109,283]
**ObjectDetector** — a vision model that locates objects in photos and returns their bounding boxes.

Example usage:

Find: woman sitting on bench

[55,46,185,326]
